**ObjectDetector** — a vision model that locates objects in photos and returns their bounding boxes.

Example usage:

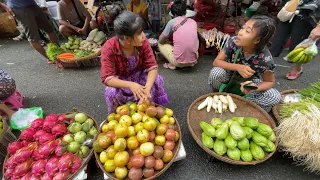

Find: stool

[199,40,217,56]
[2,90,24,110]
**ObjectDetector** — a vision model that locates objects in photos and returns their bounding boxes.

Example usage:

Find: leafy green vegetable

[46,43,65,61]
[74,50,94,58]
[280,98,320,119]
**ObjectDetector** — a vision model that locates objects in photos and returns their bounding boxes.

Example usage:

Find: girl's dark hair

[171,0,187,16]
[251,15,276,52]
[113,11,144,40]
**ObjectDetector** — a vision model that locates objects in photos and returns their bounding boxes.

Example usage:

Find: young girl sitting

[0,68,16,119]
[208,15,281,112]
[100,11,169,114]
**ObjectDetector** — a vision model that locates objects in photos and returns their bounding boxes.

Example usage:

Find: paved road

[0,40,319,179]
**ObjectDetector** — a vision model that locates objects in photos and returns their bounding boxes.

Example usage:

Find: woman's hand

[237,65,255,78]
[129,82,147,102]
[143,86,152,100]
[240,82,257,94]
[309,25,320,40]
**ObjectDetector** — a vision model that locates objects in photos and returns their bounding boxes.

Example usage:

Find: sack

[277,3,296,22]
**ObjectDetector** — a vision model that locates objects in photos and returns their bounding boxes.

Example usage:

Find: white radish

[226,95,236,113]
[213,95,219,104]
[219,95,228,105]
[198,96,210,110]
[212,102,218,113]
[207,97,213,112]
[217,100,223,114]
[222,104,228,112]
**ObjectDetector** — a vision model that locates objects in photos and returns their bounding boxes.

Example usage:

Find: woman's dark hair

[171,0,187,16]
[113,11,144,40]
[251,15,276,52]
[109,4,123,22]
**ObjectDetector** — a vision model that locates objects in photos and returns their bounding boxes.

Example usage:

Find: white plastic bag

[286,38,317,63]
[11,107,43,129]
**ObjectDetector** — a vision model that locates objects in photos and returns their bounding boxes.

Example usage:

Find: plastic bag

[286,38,317,64]
[10,107,43,130]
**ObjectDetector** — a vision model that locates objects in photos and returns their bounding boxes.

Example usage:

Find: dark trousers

[270,16,313,57]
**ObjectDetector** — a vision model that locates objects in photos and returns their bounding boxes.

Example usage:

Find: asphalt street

[0,39,319,180]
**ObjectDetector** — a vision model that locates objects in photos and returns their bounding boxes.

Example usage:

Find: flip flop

[286,70,303,80]
[163,63,176,70]
[12,36,23,41]
[47,60,56,64]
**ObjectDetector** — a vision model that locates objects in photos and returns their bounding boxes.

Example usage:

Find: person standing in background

[148,0,161,35]
[127,0,149,21]
[0,0,59,63]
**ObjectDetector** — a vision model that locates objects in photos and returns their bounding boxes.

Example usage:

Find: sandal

[12,35,24,41]
[286,70,303,80]
[47,60,56,64]
[163,63,176,70]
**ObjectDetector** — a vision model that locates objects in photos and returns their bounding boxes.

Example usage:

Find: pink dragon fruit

[57,114,65,123]
[5,155,17,169]
[31,118,45,130]
[12,144,36,164]
[38,133,55,145]
[34,130,47,141]
[4,168,14,179]
[13,159,33,178]
[8,142,24,155]
[31,159,47,176]
[55,145,65,157]
[43,121,57,133]
[52,170,70,180]
[41,173,52,180]
[20,127,36,141]
[32,148,41,160]
[45,114,58,122]
[51,124,67,137]
[45,157,59,177]
[38,141,57,158]
[58,153,74,172]
[20,172,33,180]
[30,174,42,180]
[11,175,21,180]
[71,155,82,173]
[21,140,30,147]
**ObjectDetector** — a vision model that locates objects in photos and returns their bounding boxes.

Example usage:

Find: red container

[203,23,217,30]
[224,24,236,34]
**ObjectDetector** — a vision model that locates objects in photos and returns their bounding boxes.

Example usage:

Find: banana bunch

[287,47,316,64]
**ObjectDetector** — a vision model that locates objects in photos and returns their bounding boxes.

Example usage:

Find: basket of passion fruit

[93,101,182,180]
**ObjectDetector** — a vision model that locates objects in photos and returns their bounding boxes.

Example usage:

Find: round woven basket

[59,50,101,64]
[272,89,299,122]
[94,104,182,180]
[187,93,277,165]
[2,111,98,180]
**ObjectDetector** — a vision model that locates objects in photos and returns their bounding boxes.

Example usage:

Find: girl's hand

[309,25,320,40]
[237,65,255,78]
[143,86,152,99]
[240,83,257,94]
[129,82,147,101]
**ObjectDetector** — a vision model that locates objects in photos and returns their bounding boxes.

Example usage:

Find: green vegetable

[237,138,250,150]
[257,123,273,137]
[243,127,253,139]
[232,117,244,126]
[213,139,227,155]
[75,50,94,58]
[250,142,265,160]
[263,140,276,153]
[215,123,229,140]
[268,132,276,142]
[68,36,75,42]
[240,149,253,162]
[224,119,233,127]
[227,147,241,160]
[280,98,320,119]
[225,135,237,149]
[252,132,268,147]
[46,43,65,61]
[230,122,246,140]
[243,117,259,129]
[65,43,71,49]
[70,45,79,50]
[75,38,82,45]
[87,28,99,41]
[93,31,106,43]
[202,132,214,149]
[200,121,216,137]
[211,118,223,128]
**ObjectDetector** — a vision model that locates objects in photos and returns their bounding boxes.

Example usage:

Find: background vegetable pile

[201,117,276,162]
[4,111,97,180]
[94,101,180,180]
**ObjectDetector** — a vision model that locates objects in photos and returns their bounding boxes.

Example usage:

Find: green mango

[252,131,268,147]
[243,127,254,139]
[214,139,227,155]
[82,122,91,132]
[227,147,241,160]
[240,149,253,162]
[202,132,214,149]
[225,135,237,149]
[243,117,259,129]
[215,123,229,140]
[237,138,250,150]
[257,123,273,137]
[230,122,246,140]
[211,118,223,128]
[250,142,265,160]
[268,131,277,142]
[263,140,276,153]
[200,121,216,137]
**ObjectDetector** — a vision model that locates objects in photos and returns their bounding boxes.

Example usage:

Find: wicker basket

[0,11,17,35]
[2,111,98,180]
[56,51,101,68]
[94,104,182,180]
[272,89,299,122]
[187,93,277,165]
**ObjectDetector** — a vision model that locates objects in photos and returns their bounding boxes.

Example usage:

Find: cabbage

[243,127,254,139]
[252,132,268,147]
[232,117,244,126]
[263,140,276,153]
[225,135,237,149]
[250,142,265,160]
[230,122,246,140]
[240,149,253,162]
[215,123,229,140]
[227,148,241,160]
[243,117,259,129]
[237,138,250,150]
[214,139,227,155]
[257,123,273,137]
[211,118,223,128]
